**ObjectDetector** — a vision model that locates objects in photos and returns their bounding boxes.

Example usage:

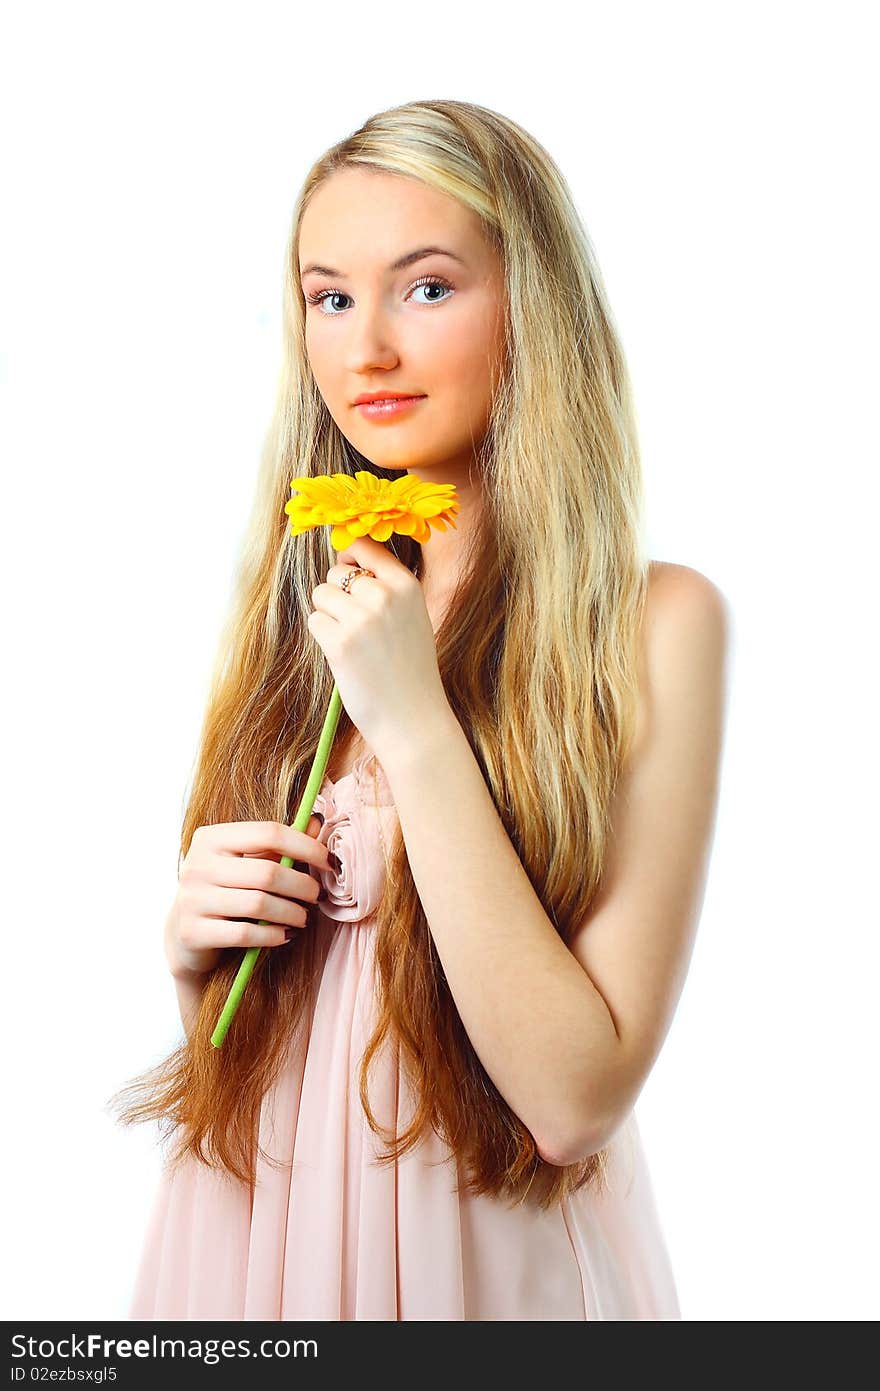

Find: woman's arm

[377,563,729,1166]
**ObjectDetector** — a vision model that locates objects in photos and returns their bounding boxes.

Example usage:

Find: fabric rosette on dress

[309,753,395,926]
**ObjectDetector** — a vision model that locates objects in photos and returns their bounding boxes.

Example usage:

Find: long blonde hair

[109,98,648,1210]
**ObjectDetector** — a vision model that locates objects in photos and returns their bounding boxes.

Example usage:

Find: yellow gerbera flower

[285,469,459,549]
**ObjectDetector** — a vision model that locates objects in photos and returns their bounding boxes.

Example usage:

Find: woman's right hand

[164,816,331,979]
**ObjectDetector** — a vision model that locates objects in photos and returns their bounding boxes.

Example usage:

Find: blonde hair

[109,98,648,1210]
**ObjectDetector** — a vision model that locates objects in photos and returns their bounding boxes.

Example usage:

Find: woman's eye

[305,276,454,316]
[307,290,351,315]
[409,278,454,305]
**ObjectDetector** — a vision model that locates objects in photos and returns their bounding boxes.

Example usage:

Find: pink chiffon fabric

[127,753,681,1321]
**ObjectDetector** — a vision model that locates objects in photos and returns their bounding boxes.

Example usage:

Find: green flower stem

[210,682,344,1049]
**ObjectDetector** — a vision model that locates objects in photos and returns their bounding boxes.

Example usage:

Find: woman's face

[298,168,507,476]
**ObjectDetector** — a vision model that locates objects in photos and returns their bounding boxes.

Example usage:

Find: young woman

[113,98,728,1321]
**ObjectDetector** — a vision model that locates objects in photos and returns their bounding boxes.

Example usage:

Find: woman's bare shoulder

[647,559,729,617]
[631,560,730,756]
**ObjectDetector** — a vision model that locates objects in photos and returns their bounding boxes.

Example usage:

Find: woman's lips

[355,395,426,419]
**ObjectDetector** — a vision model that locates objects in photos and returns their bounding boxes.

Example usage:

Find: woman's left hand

[307,537,450,758]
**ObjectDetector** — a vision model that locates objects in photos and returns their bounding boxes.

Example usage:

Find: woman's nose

[344,299,400,371]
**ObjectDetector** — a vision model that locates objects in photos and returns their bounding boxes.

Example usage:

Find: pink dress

[128,753,681,1320]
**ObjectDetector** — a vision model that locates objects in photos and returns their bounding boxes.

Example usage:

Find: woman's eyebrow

[299,246,466,279]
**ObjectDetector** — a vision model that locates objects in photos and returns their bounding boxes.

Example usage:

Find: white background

[2,0,877,1322]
